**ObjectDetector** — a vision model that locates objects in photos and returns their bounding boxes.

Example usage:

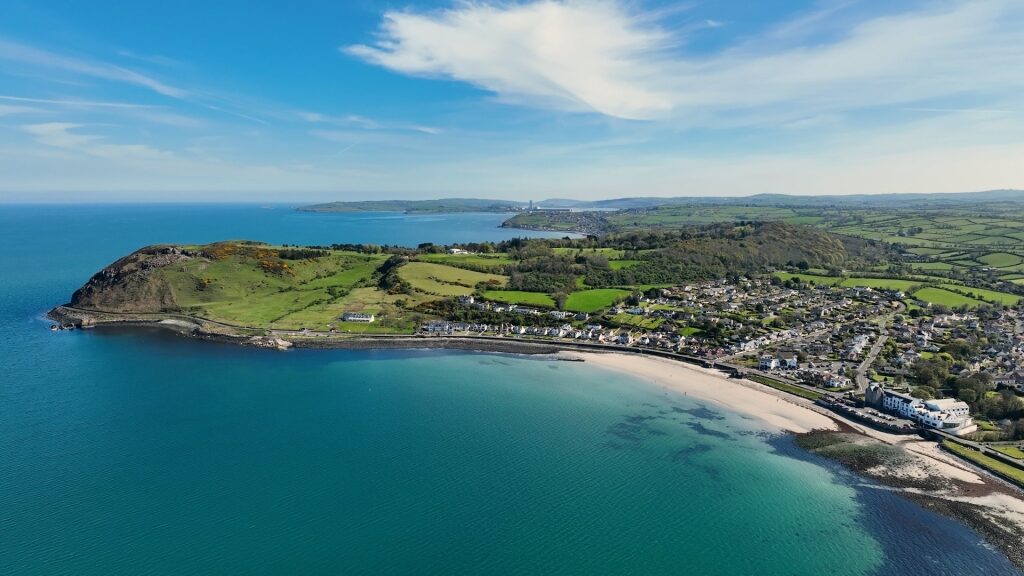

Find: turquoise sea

[0,205,1019,575]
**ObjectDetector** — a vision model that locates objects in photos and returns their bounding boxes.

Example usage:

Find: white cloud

[20,122,170,160]
[346,0,1024,124]
[345,0,674,120]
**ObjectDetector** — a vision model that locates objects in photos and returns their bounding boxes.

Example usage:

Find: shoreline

[48,307,1024,569]
[567,351,837,434]
[566,351,1024,571]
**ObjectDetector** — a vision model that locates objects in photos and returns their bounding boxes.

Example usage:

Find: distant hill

[298,198,526,213]
[536,189,1024,210]
[299,190,1024,214]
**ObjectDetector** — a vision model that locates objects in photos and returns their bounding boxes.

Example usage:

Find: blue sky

[1,0,1022,202]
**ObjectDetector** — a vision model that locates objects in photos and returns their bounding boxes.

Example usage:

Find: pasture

[564,289,630,313]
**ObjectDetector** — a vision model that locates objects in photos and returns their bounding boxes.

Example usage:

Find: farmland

[398,262,506,296]
[506,200,1024,294]
[564,289,631,313]
[480,290,556,308]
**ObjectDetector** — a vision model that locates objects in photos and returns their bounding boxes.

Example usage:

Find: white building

[759,355,780,370]
[342,312,375,323]
[881,390,976,435]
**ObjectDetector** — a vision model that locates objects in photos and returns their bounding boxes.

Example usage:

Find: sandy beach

[570,350,1024,568]
[569,351,837,433]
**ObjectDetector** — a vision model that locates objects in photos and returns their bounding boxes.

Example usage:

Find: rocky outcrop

[247,336,293,350]
[69,245,193,312]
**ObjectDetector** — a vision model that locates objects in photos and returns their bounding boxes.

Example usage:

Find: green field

[564,289,630,313]
[772,272,842,285]
[398,262,507,296]
[480,290,556,307]
[939,284,1021,305]
[909,262,954,271]
[772,272,923,291]
[552,247,627,258]
[417,253,515,270]
[943,440,1024,488]
[609,313,662,329]
[912,287,985,308]
[978,252,1024,268]
[839,277,921,291]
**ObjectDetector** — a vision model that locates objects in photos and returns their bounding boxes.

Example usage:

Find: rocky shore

[796,428,1024,570]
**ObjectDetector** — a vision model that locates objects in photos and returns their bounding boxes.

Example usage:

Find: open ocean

[0,204,1019,575]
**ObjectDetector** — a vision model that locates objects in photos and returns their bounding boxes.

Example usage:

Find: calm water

[0,205,1019,575]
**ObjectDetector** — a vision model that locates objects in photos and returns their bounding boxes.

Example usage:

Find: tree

[911,386,936,400]
[957,388,978,403]
[912,356,950,388]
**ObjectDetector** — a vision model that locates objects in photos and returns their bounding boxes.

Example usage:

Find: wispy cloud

[0,95,158,109]
[21,122,171,160]
[0,38,189,99]
[300,111,442,134]
[0,38,270,126]
[346,0,1024,124]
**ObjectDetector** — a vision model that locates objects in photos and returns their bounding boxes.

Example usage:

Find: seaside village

[416,276,1024,442]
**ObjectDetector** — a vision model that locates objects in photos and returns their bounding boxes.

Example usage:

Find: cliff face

[69,246,191,312]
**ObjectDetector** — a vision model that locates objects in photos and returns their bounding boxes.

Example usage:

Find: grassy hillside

[69,243,435,331]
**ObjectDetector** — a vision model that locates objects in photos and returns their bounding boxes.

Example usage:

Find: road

[855,334,888,393]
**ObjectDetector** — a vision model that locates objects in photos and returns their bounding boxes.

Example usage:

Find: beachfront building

[342,312,375,323]
[879,388,976,435]
[759,355,780,370]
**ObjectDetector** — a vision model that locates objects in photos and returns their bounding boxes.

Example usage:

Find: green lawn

[748,375,823,401]
[609,313,662,329]
[481,290,556,308]
[943,440,1024,488]
[564,289,630,313]
[993,446,1024,460]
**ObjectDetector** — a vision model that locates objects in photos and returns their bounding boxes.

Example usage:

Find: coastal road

[855,334,888,393]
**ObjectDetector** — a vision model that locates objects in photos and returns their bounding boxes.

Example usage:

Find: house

[448,248,468,255]
[995,371,1024,392]
[759,355,780,370]
[342,312,375,323]
[780,353,798,370]
[458,295,475,305]
[915,331,931,348]
[824,374,852,388]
